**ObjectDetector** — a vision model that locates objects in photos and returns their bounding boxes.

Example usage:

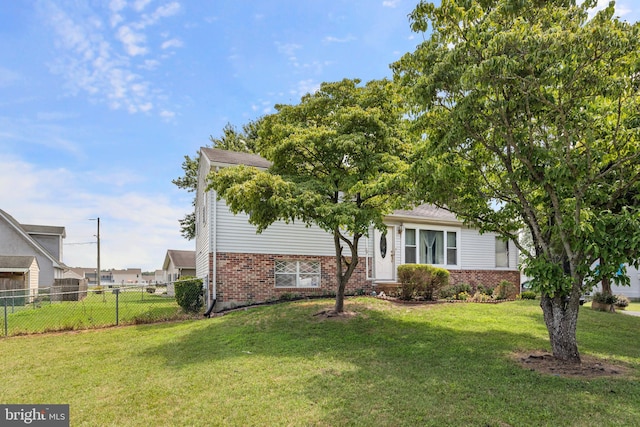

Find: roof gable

[163,249,196,270]
[200,147,271,169]
[0,209,64,268]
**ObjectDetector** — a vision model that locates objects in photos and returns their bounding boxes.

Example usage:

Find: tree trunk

[332,230,359,314]
[601,277,612,295]
[539,293,581,363]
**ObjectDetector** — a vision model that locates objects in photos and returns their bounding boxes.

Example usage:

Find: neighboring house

[592,264,640,300]
[0,209,66,290]
[163,249,196,296]
[195,148,521,312]
[154,269,164,284]
[0,255,39,301]
[112,268,142,284]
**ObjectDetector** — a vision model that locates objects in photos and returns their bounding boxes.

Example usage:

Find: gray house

[163,249,196,296]
[0,209,67,292]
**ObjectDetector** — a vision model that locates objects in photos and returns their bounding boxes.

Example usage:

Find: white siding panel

[460,228,497,270]
[216,202,367,257]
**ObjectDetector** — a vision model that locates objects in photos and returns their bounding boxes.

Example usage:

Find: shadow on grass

[136,298,640,425]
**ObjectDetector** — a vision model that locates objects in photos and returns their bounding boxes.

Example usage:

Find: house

[593,264,640,300]
[163,249,196,296]
[195,148,521,312]
[112,268,142,284]
[0,209,66,291]
[0,255,39,302]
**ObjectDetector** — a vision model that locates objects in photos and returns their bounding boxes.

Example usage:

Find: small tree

[210,79,410,314]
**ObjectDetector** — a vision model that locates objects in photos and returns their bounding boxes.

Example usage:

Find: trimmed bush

[397,264,450,301]
[520,291,537,300]
[174,277,203,313]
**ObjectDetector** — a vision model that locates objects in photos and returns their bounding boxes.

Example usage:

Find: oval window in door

[380,232,387,259]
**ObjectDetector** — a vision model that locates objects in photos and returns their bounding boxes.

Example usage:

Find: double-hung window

[495,237,509,267]
[275,260,321,288]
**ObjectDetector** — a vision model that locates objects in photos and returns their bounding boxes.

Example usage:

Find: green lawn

[1,291,187,336]
[1,298,639,426]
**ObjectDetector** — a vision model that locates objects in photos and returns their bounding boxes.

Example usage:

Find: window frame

[495,237,509,268]
[403,225,460,267]
[275,260,321,288]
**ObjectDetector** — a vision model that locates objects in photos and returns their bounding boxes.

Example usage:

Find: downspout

[204,168,218,317]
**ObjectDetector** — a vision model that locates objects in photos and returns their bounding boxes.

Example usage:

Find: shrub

[494,280,516,300]
[146,287,156,294]
[520,291,537,300]
[614,295,629,308]
[397,264,450,301]
[477,285,494,297]
[174,277,203,313]
[592,292,617,305]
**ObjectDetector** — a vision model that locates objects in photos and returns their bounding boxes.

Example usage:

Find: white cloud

[382,0,401,7]
[160,110,175,119]
[161,38,183,49]
[0,155,192,271]
[40,1,181,117]
[291,79,320,98]
[116,25,148,56]
[323,35,356,43]
[133,0,153,12]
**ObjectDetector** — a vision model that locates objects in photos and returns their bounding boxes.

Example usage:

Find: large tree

[394,0,640,362]
[173,120,261,240]
[210,79,410,313]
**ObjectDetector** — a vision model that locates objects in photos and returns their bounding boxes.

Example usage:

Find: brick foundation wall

[448,269,520,288]
[212,252,370,310]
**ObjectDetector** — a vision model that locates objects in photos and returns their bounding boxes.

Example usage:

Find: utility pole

[97,217,101,290]
[90,217,102,299]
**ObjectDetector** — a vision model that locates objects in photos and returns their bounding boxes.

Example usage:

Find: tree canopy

[210,78,411,313]
[394,0,640,362]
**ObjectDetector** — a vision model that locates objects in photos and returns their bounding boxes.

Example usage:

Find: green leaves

[209,78,410,239]
[395,0,640,299]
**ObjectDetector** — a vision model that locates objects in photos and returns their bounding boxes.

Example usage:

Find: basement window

[275,260,321,288]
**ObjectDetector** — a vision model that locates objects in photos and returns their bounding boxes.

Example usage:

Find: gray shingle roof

[389,204,460,223]
[0,255,36,270]
[166,250,196,269]
[201,147,271,169]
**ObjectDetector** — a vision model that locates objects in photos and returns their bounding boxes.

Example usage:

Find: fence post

[113,288,120,326]
[3,297,7,337]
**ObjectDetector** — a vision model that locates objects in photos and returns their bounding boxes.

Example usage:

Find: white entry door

[374,226,395,281]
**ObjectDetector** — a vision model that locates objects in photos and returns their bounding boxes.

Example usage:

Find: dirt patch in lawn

[513,350,633,379]
[313,309,359,321]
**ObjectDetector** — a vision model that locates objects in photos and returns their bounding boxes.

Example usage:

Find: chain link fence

[0,284,190,337]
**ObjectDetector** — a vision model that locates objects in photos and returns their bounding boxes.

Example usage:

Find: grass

[1,292,186,335]
[1,298,639,426]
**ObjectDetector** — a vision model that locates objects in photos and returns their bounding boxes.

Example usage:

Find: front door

[374,226,395,281]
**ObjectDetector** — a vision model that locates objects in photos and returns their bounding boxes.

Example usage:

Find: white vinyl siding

[215,202,366,257]
[460,228,518,270]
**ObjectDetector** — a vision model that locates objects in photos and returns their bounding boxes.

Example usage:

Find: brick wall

[448,269,521,298]
[212,252,370,310]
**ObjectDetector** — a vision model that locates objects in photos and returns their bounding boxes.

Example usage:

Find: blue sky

[1,0,638,272]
